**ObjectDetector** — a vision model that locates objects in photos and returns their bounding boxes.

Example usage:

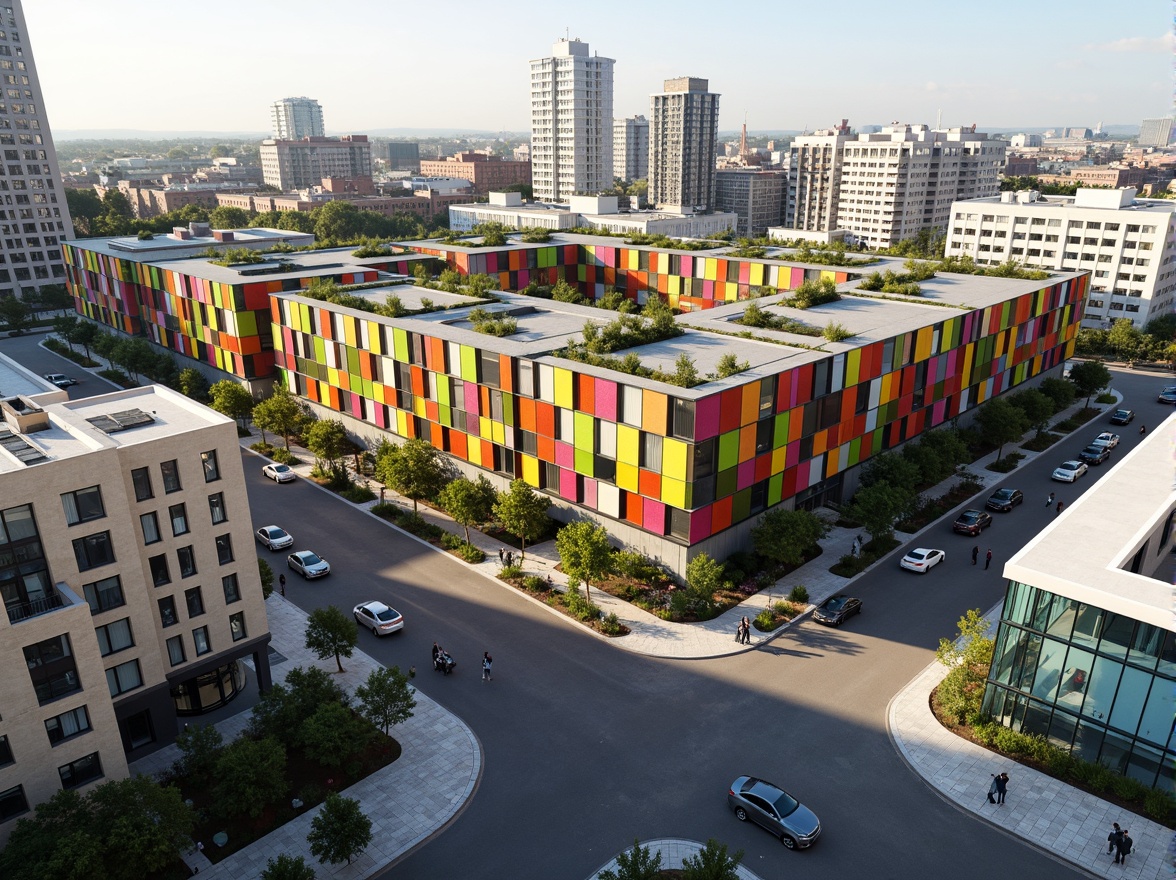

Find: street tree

[1107,317,1144,361]
[0,294,31,334]
[355,665,416,734]
[304,418,350,473]
[261,854,317,880]
[848,482,910,543]
[1068,360,1112,407]
[213,736,287,819]
[209,205,251,230]
[177,367,211,402]
[305,605,359,672]
[599,840,662,880]
[681,839,744,880]
[493,479,551,562]
[175,723,223,782]
[751,508,828,568]
[253,384,305,449]
[74,321,100,360]
[307,793,373,866]
[1038,377,1075,412]
[299,701,369,767]
[935,608,995,724]
[555,520,612,602]
[208,379,253,428]
[684,552,725,615]
[975,397,1028,460]
[35,284,74,315]
[375,437,448,514]
[257,557,274,599]
[1007,389,1053,436]
[53,314,80,350]
[437,475,498,545]
[860,450,920,491]
[114,337,155,382]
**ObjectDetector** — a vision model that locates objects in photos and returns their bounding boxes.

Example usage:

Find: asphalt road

[0,330,118,400]
[241,372,1174,880]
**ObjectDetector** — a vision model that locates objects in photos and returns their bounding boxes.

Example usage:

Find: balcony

[6,583,82,625]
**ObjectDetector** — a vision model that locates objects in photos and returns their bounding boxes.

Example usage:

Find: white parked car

[262,463,296,483]
[288,550,330,579]
[255,525,294,550]
[1091,432,1120,450]
[899,548,945,574]
[44,373,77,388]
[353,601,405,636]
[1051,460,1088,483]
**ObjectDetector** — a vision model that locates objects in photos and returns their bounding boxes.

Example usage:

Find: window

[168,504,189,536]
[158,595,178,627]
[215,534,233,565]
[58,752,102,789]
[45,706,90,744]
[60,486,104,525]
[201,450,219,482]
[177,546,197,578]
[105,659,142,696]
[639,433,662,471]
[131,467,152,501]
[185,587,204,618]
[72,531,114,571]
[139,511,160,545]
[192,626,211,656]
[122,709,155,750]
[222,573,240,604]
[229,611,246,641]
[25,634,79,703]
[160,460,181,493]
[166,635,185,666]
[148,554,170,586]
[0,734,11,766]
[95,617,133,656]
[83,575,123,614]
[208,493,226,525]
[0,785,28,822]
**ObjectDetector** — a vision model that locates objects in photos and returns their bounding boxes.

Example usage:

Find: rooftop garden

[201,246,269,266]
[857,259,938,295]
[779,277,841,308]
[934,255,1051,280]
[466,306,518,337]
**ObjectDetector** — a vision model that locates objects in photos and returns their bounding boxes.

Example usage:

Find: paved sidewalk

[129,596,480,879]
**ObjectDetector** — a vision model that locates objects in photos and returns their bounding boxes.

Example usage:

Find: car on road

[1051,460,1089,482]
[255,525,294,550]
[1158,386,1176,405]
[1091,432,1120,450]
[1078,444,1110,465]
[900,547,945,573]
[353,600,405,636]
[287,550,330,579]
[262,463,296,483]
[1109,409,1135,425]
[44,373,77,387]
[952,509,993,536]
[985,488,1024,512]
[727,776,821,850]
[812,595,862,626]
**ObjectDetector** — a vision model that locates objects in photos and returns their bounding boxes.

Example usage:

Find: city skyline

[28,0,1168,136]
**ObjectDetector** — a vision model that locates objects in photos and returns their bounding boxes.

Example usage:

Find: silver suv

[727,775,821,849]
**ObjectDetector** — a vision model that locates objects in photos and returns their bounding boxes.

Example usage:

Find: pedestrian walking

[1140,424,1147,436]
[1114,829,1133,864]
[196,841,204,853]
[971,546,979,565]
[742,615,752,645]
[278,573,286,596]
[995,771,1008,805]
[985,549,993,570]
[498,547,504,565]
[505,550,514,568]
[986,775,998,804]
[1107,822,1123,855]
[482,652,493,682]
[735,618,745,642]
[1056,500,1064,514]
[1046,491,1055,507]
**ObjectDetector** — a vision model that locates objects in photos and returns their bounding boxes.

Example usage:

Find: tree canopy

[493,479,551,562]
[374,438,449,514]
[305,605,359,672]
[555,520,613,601]
[308,793,373,866]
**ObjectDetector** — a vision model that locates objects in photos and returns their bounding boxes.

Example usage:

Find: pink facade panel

[642,498,666,534]
[595,379,618,421]
[555,441,575,469]
[695,394,721,441]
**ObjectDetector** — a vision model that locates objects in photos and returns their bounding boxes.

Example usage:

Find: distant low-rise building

[418,152,532,195]
[613,116,649,182]
[714,169,785,236]
[260,135,373,191]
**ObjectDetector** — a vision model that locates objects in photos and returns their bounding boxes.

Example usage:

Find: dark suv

[952,509,992,536]
[1078,444,1110,465]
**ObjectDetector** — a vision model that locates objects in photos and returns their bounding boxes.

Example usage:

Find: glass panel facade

[984,581,1176,790]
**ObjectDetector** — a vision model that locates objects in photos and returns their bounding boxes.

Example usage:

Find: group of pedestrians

[497,547,515,568]
[970,546,993,569]
[1046,492,1064,514]
[1106,822,1134,864]
[430,642,494,680]
[986,771,1009,805]
[735,616,752,645]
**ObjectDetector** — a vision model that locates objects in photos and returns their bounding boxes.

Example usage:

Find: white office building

[836,125,1005,248]
[270,97,325,140]
[613,115,649,182]
[0,1,74,301]
[786,128,851,232]
[649,78,719,213]
[1139,118,1174,149]
[944,188,1176,328]
[529,38,614,203]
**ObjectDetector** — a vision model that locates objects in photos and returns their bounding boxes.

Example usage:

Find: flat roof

[67,228,314,261]
[0,353,64,401]
[957,194,1176,216]
[1004,412,1176,630]
[0,385,234,474]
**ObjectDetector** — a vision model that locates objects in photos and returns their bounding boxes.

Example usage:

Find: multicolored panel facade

[271,272,1086,548]
[409,241,856,310]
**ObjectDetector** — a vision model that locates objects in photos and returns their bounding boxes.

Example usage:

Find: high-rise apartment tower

[0,1,74,301]
[529,39,614,202]
[1139,117,1174,149]
[649,77,719,212]
[270,97,325,140]
[613,115,649,182]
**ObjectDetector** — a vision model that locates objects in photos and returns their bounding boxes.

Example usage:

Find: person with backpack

[1114,829,1133,864]
[994,771,1008,805]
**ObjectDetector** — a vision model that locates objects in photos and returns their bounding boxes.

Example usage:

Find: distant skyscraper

[259,135,371,191]
[2,0,74,301]
[613,115,649,182]
[270,97,325,140]
[649,77,719,212]
[387,142,420,172]
[1139,117,1174,148]
[529,38,614,202]
[786,127,851,231]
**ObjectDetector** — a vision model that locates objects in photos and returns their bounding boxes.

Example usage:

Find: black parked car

[812,595,862,626]
[1109,409,1134,425]
[985,488,1023,512]
[952,509,993,536]
[1078,444,1110,465]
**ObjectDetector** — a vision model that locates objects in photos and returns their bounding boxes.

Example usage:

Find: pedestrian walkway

[129,596,480,879]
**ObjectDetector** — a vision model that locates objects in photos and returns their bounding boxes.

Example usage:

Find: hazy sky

[27,0,1171,135]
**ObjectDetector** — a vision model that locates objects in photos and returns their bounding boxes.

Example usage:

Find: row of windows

[131,450,220,501]
[0,753,105,821]
[140,492,227,544]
